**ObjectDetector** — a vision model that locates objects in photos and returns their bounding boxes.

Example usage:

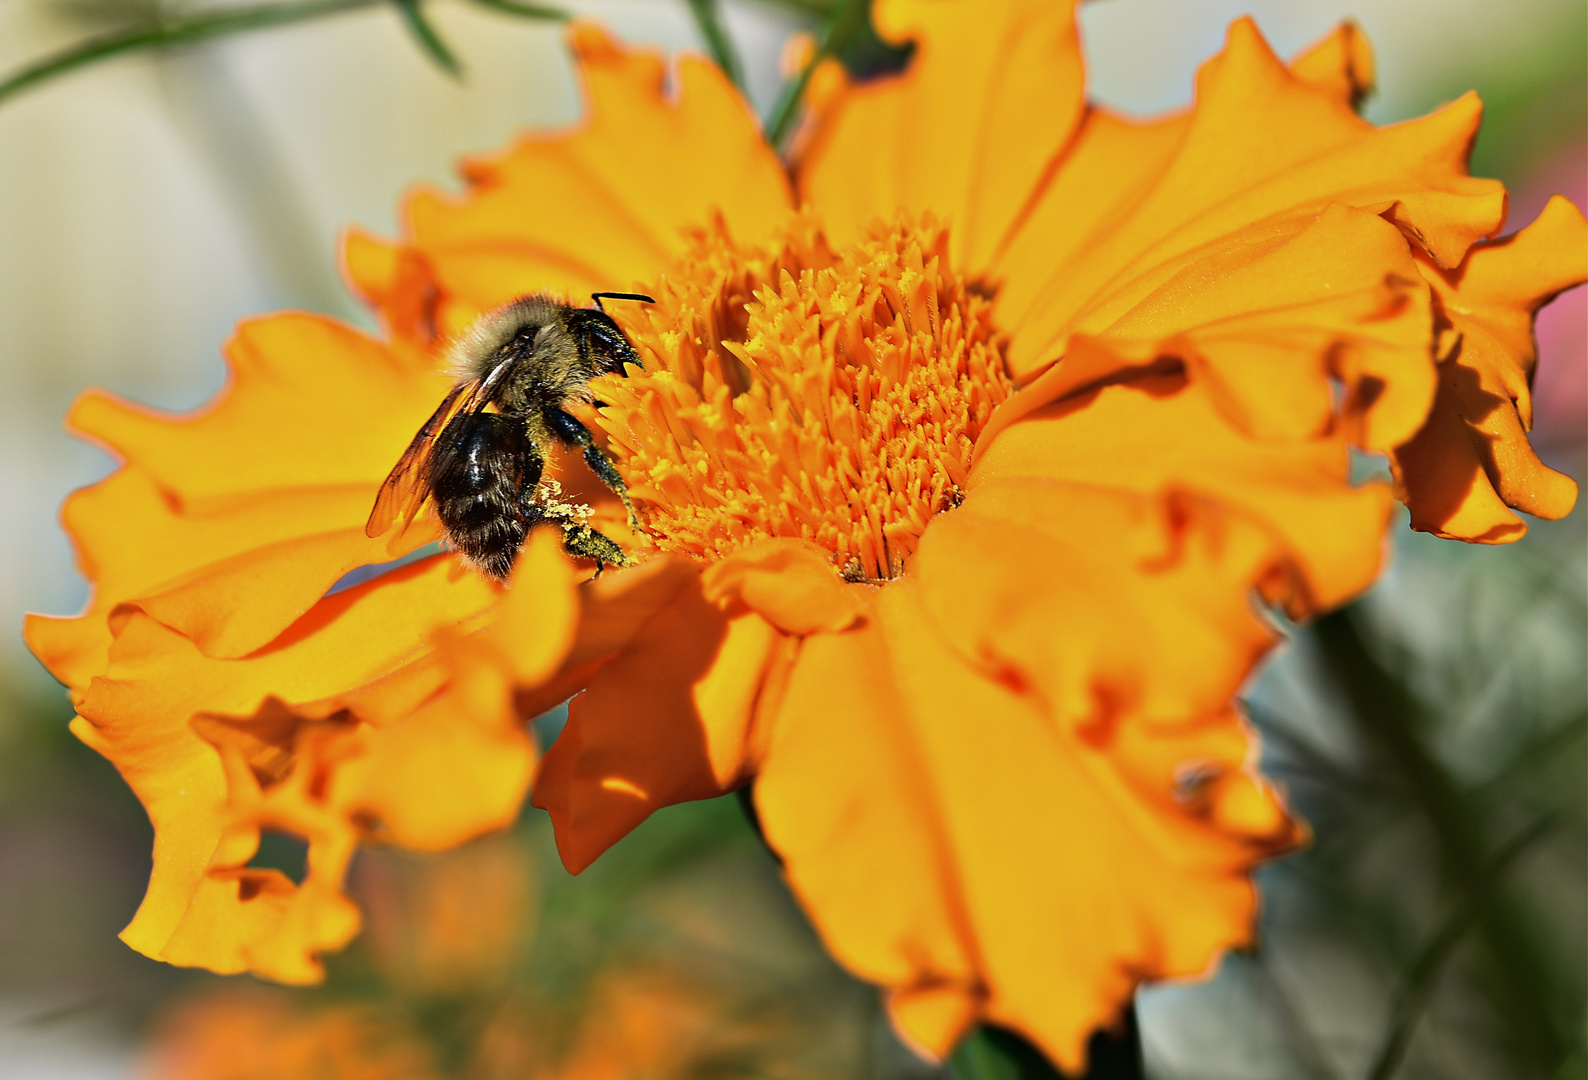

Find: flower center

[593,214,1012,581]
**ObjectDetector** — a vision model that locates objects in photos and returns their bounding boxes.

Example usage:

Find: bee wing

[366,381,470,538]
[365,357,520,538]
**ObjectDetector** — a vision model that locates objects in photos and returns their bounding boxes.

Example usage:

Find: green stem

[1314,610,1567,1069]
[465,0,564,18]
[0,0,381,106]
[763,0,866,150]
[0,0,567,107]
[762,0,840,14]
[683,0,744,91]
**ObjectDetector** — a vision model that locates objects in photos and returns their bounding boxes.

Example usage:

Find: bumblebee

[365,292,652,580]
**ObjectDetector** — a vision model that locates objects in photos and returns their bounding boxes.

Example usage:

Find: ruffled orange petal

[974,16,1400,340]
[76,555,497,978]
[341,229,442,346]
[492,552,711,725]
[311,532,578,857]
[161,537,584,982]
[531,541,876,873]
[70,314,447,502]
[795,0,1086,274]
[130,527,430,661]
[25,313,447,703]
[699,538,866,635]
[534,584,781,873]
[166,706,366,985]
[987,203,1435,454]
[998,18,1503,379]
[756,575,1298,1070]
[348,24,793,343]
[988,106,1190,340]
[1393,196,1587,541]
[327,650,532,855]
[973,375,1393,614]
[24,472,381,692]
[989,24,1386,340]
[917,480,1280,732]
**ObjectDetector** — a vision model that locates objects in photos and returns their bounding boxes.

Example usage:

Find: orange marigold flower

[25,1,1586,1071]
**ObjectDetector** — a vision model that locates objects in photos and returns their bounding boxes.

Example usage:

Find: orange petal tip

[567,20,622,60]
[888,984,978,1061]
[1211,774,1293,841]
[702,539,867,635]
[340,227,400,298]
[492,527,580,684]
[1289,21,1375,107]
[780,32,817,78]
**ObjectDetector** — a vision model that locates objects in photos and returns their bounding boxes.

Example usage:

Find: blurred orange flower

[25,0,1586,1070]
[515,972,802,1080]
[355,834,537,995]
[139,970,828,1080]
[137,991,438,1080]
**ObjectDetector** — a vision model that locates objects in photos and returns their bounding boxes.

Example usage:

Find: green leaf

[1367,814,1559,1080]
[391,0,462,77]
[1555,1023,1588,1080]
[953,1027,1061,1080]
[1315,610,1570,1070]
[950,1019,1144,1080]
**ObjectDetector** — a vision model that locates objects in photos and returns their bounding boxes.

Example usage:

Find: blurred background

[0,0,1582,1077]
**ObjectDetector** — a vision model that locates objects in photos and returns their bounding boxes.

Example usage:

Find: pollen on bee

[532,478,593,525]
[593,212,1013,581]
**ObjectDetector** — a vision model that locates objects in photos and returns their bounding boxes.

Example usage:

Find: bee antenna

[590,292,656,313]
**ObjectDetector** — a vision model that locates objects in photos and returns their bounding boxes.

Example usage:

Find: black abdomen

[431,413,543,580]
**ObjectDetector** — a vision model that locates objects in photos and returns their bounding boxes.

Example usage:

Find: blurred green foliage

[1191,515,1587,1080]
[0,0,564,106]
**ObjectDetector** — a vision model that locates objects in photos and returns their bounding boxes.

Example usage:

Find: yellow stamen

[595,213,1012,581]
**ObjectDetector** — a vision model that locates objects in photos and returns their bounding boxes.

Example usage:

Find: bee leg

[558,521,630,572]
[545,408,643,534]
